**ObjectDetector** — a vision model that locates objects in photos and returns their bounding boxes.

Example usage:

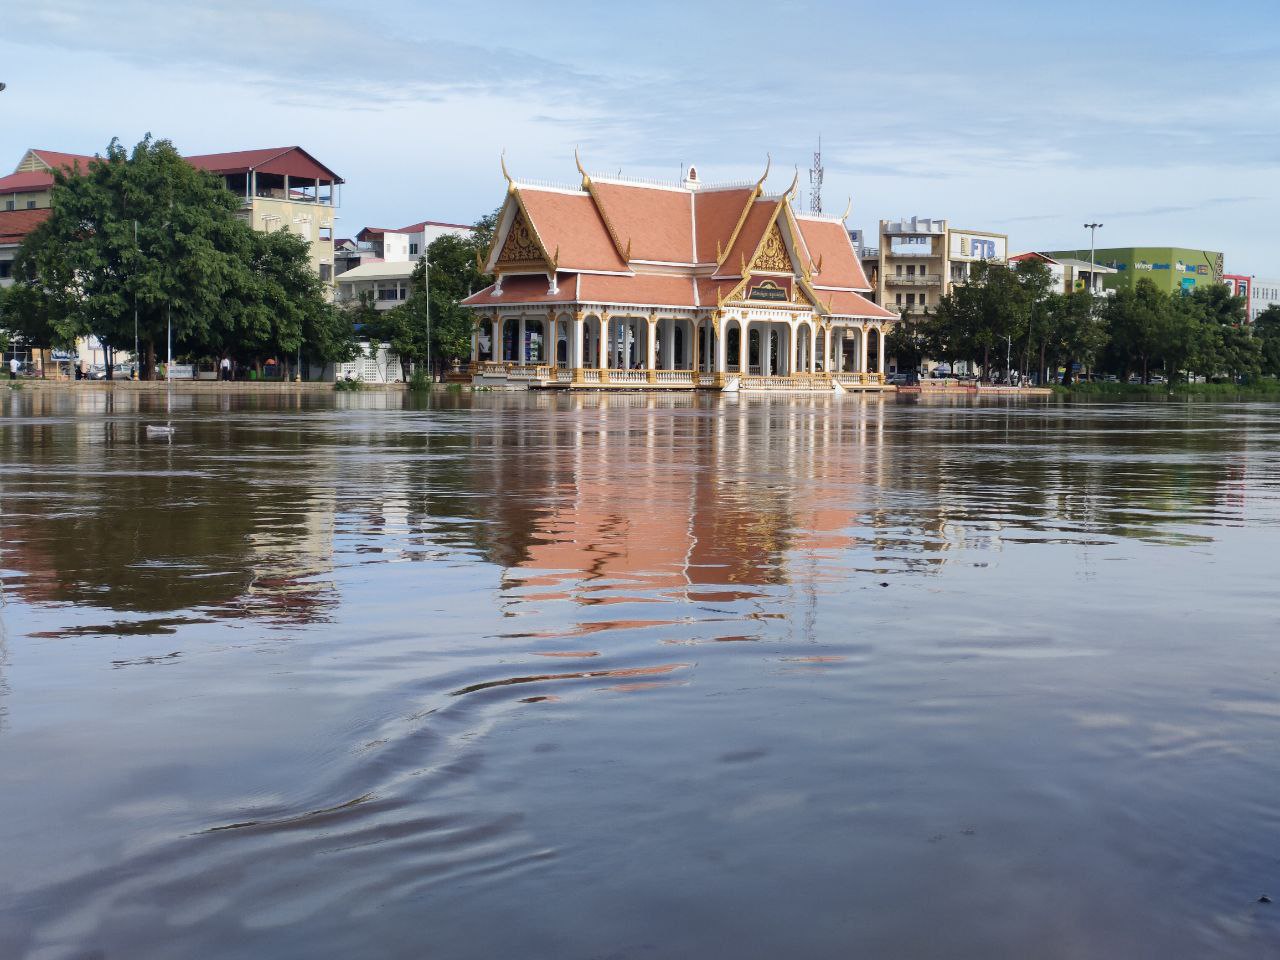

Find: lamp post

[133,220,139,379]
[1084,222,1104,294]
[423,257,431,382]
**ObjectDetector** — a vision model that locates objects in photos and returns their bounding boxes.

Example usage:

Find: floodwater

[1,388,1280,960]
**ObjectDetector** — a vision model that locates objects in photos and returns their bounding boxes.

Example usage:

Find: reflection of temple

[460,393,895,603]
[463,155,896,392]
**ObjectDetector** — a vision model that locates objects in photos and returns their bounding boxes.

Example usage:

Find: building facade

[461,157,896,391]
[873,217,1008,317]
[1008,252,1116,295]
[1042,246,1224,295]
[1249,278,1280,322]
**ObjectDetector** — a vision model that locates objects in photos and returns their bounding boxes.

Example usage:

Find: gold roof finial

[575,146,590,187]
[840,196,852,222]
[786,166,800,200]
[755,153,771,191]
[500,150,514,192]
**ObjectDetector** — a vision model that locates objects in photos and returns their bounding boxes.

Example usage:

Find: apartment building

[875,217,1008,317]
[1009,252,1116,295]
[336,221,474,309]
[0,146,343,288]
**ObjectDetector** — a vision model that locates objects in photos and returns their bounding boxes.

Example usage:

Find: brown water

[2,388,1280,959]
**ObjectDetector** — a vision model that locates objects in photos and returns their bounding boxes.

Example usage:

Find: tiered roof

[464,157,891,321]
[0,208,53,246]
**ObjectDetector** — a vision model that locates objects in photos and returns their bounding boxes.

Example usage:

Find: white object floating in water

[832,378,847,395]
[145,425,175,437]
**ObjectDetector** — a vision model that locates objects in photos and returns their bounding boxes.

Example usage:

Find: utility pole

[1084,222,1104,294]
[133,220,139,379]
[424,257,431,381]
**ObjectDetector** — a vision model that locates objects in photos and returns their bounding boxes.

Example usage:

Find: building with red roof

[463,155,895,391]
[0,146,343,287]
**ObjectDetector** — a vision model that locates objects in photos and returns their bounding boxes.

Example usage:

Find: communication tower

[808,136,824,216]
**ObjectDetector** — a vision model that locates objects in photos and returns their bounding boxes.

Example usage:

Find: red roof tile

[0,208,52,245]
[795,216,871,291]
[28,150,96,173]
[0,170,55,197]
[589,181,694,264]
[516,188,628,273]
[185,147,343,183]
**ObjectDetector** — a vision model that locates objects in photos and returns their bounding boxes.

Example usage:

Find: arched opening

[556,323,568,365]
[868,327,881,374]
[768,330,781,376]
[479,319,495,361]
[726,325,741,372]
[815,329,826,372]
[749,328,762,374]
[674,325,685,370]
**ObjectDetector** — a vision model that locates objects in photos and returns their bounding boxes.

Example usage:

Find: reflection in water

[1,388,1280,959]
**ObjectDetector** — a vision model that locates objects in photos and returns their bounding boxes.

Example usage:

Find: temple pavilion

[462,154,896,390]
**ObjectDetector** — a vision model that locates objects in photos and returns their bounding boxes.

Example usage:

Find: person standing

[220,356,232,381]
[8,356,18,380]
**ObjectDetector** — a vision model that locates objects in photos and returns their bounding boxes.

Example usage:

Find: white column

[646,315,657,370]
[808,325,817,374]
[572,313,584,368]
[787,323,798,376]
[715,319,727,374]
[739,320,750,372]
[876,326,885,374]
[859,326,869,374]
[598,314,610,369]
[518,316,527,365]
[471,323,479,363]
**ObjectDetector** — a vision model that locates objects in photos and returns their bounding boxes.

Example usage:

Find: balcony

[886,274,942,287]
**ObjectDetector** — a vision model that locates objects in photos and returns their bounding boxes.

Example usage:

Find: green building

[1041,246,1223,295]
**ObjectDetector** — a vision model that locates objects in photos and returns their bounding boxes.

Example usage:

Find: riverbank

[1052,380,1280,400]
[7,379,410,393]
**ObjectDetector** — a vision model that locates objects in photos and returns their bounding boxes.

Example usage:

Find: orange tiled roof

[820,289,896,320]
[718,200,780,276]
[694,188,755,264]
[462,274,577,306]
[795,216,871,291]
[577,273,697,307]
[517,188,629,273]
[589,181,694,264]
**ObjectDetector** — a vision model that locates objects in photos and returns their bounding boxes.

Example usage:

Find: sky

[3,0,1279,274]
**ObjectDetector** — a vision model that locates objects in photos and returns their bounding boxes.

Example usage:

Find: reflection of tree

[1,391,340,622]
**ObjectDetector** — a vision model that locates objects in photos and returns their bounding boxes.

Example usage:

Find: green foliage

[6,136,348,379]
[407,369,431,392]
[333,377,364,392]
[1255,305,1280,376]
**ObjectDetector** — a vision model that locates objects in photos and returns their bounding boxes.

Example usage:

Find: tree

[885,308,926,375]
[1256,305,1280,377]
[8,135,349,380]
[1044,291,1107,384]
[1103,278,1167,382]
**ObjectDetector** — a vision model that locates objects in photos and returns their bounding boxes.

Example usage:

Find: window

[895,293,903,305]
[906,293,916,306]
[377,287,399,301]
[4,200,12,211]
[409,243,419,255]
[319,226,332,242]
[0,261,11,279]
[399,287,407,300]
[319,263,333,282]
[26,200,36,209]
[906,264,916,276]
[895,264,902,276]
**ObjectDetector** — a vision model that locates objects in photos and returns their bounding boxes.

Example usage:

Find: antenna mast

[808,135,824,215]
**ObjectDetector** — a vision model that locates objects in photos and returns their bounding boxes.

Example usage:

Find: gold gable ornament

[752,222,791,273]
[496,208,544,266]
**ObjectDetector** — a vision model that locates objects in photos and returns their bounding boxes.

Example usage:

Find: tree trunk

[144,341,157,381]
[1039,340,1048,385]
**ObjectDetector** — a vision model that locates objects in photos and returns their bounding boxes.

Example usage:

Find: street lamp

[1084,222,1104,293]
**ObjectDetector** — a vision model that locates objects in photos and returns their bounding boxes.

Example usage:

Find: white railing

[886,274,942,286]
[654,370,695,384]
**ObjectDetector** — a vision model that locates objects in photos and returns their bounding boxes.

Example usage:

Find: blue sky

[3,0,1278,273]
